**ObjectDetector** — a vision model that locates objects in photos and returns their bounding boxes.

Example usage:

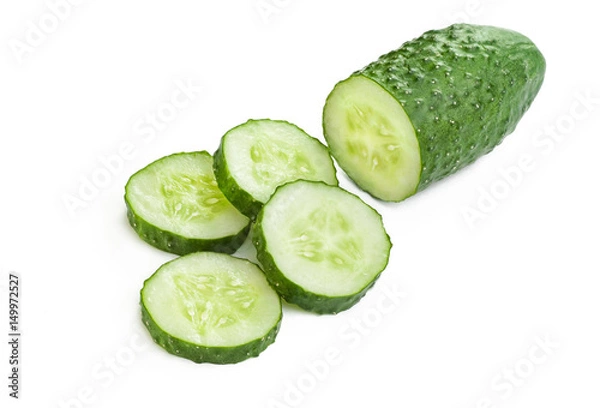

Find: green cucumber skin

[141,295,281,364]
[252,182,391,314]
[330,23,546,197]
[213,119,339,220]
[125,201,250,255]
[213,140,264,221]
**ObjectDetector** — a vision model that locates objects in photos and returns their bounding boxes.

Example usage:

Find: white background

[1,0,599,407]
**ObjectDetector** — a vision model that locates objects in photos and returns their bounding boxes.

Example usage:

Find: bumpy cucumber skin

[213,119,339,220]
[213,139,263,220]
[125,151,250,255]
[326,23,546,199]
[252,181,391,314]
[125,201,250,255]
[141,294,282,364]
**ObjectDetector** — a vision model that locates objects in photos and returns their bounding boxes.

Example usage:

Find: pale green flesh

[126,153,249,239]
[172,273,256,336]
[142,252,281,347]
[224,120,337,203]
[262,182,390,297]
[324,75,422,201]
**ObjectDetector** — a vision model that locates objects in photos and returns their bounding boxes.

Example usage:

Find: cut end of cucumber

[323,75,421,201]
[141,252,282,363]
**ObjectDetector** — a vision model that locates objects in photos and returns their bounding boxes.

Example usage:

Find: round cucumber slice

[253,180,392,314]
[213,119,338,219]
[125,151,250,255]
[141,252,282,364]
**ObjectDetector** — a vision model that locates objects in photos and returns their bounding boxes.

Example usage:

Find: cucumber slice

[213,119,338,219]
[141,252,282,364]
[253,180,391,314]
[125,152,250,255]
[323,24,545,202]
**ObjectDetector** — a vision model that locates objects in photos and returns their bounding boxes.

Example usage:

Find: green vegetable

[125,151,250,255]
[253,180,392,314]
[141,252,282,364]
[323,23,545,201]
[213,119,338,219]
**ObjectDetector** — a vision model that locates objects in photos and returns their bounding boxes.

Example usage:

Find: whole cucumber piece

[323,24,545,201]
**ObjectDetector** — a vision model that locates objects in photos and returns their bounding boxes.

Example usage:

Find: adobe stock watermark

[444,0,489,25]
[61,78,202,217]
[465,334,560,408]
[7,0,87,65]
[461,89,600,228]
[255,0,293,24]
[56,328,149,408]
[266,285,406,408]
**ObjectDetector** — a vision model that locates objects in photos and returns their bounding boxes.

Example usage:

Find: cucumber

[213,119,338,219]
[323,24,545,201]
[253,180,391,314]
[125,152,250,255]
[141,252,282,364]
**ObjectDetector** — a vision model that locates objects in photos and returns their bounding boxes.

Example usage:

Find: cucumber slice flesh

[125,152,249,254]
[141,252,282,363]
[225,120,336,203]
[215,119,338,218]
[323,75,421,201]
[127,152,247,239]
[254,180,391,313]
